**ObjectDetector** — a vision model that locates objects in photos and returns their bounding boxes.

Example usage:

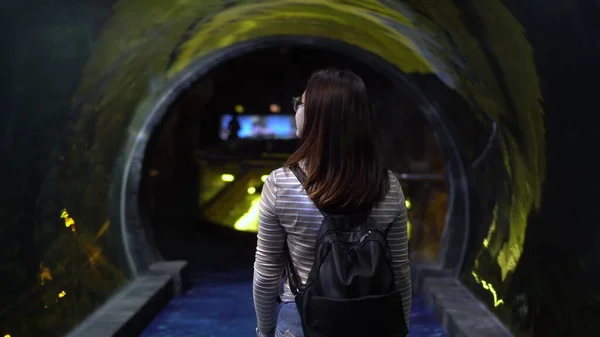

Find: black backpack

[283,165,408,337]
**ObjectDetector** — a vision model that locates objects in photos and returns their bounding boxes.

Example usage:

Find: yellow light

[40,266,53,285]
[5,334,11,337]
[234,104,245,113]
[407,219,412,241]
[471,272,504,307]
[234,198,261,232]
[221,174,235,182]
[96,220,110,239]
[60,209,76,231]
[58,290,66,298]
[270,104,281,113]
[405,199,412,209]
[261,175,268,183]
[247,187,256,195]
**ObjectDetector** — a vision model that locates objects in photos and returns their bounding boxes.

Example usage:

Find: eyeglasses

[292,97,304,112]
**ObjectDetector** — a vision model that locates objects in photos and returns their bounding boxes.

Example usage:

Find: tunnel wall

[460,2,599,336]
[1,1,598,336]
[1,2,128,337]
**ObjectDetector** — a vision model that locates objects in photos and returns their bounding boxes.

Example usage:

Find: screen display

[220,114,297,140]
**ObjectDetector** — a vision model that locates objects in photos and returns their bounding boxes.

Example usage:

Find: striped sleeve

[388,179,412,328]
[253,171,285,337]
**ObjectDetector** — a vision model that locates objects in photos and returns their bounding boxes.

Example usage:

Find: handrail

[194,150,286,166]
[394,173,445,182]
[195,151,446,182]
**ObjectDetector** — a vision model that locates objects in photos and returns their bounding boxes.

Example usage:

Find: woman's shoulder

[386,170,401,186]
[266,166,297,184]
[371,171,405,216]
[264,167,304,198]
[270,166,289,177]
[385,170,405,200]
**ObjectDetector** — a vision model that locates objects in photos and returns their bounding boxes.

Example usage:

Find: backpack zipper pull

[359,231,372,243]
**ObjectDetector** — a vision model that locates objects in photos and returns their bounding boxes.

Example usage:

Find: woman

[253,69,411,337]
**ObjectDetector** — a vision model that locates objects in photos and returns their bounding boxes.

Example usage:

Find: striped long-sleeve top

[253,166,412,337]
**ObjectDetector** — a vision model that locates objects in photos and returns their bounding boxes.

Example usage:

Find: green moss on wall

[406,0,545,332]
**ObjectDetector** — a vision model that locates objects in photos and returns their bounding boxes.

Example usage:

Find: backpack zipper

[359,231,372,243]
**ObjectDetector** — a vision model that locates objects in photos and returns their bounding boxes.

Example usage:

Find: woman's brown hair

[285,68,390,211]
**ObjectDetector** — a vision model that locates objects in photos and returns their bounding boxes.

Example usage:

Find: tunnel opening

[114,36,470,276]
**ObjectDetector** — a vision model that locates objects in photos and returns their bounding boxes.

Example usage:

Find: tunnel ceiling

[85,0,544,281]
[201,46,397,110]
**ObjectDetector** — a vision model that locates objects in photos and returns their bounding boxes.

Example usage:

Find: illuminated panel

[221,174,235,182]
[234,198,261,232]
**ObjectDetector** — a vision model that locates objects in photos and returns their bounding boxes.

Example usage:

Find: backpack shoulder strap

[384,220,394,237]
[289,164,307,184]
[284,240,302,296]
[289,164,327,217]
[284,164,329,296]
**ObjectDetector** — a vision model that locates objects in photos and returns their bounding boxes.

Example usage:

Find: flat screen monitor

[220,114,297,140]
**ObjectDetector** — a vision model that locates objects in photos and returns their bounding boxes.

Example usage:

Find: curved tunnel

[1,1,597,337]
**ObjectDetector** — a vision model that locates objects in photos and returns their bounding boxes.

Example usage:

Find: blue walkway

[139,268,446,337]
